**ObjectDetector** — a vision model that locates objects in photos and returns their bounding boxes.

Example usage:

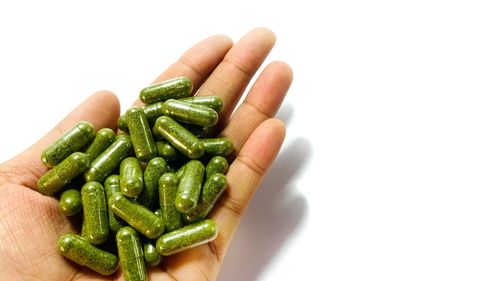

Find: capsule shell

[85,134,132,182]
[116,227,148,281]
[205,156,229,179]
[41,121,95,167]
[179,96,223,112]
[109,193,165,239]
[117,115,129,132]
[202,138,234,156]
[126,106,157,162]
[104,175,125,233]
[58,234,118,275]
[159,173,183,232]
[84,128,116,162]
[81,181,109,245]
[154,116,204,159]
[184,173,228,223]
[120,157,143,198]
[144,241,162,267]
[38,152,89,196]
[163,99,218,127]
[155,141,177,161]
[175,160,204,213]
[140,76,192,104]
[138,157,168,210]
[156,219,218,256]
[179,122,210,138]
[59,189,82,216]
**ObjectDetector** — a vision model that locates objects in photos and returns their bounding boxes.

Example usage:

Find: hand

[0,27,292,281]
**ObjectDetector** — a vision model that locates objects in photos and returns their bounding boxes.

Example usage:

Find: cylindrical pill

[38,152,89,196]
[117,115,129,132]
[59,189,82,216]
[140,76,192,104]
[159,173,183,232]
[84,128,116,162]
[81,181,109,245]
[85,134,132,182]
[156,219,218,256]
[154,116,204,159]
[138,157,168,209]
[163,99,218,127]
[116,227,148,281]
[205,156,229,179]
[120,157,143,198]
[179,96,223,112]
[155,141,177,161]
[184,173,228,223]
[126,106,157,162]
[179,122,210,138]
[104,175,125,233]
[175,160,204,213]
[41,121,95,167]
[202,138,234,156]
[144,241,162,267]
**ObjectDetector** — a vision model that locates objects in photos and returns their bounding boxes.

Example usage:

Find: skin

[0,27,292,281]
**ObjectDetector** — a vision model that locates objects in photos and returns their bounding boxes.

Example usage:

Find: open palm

[0,28,292,281]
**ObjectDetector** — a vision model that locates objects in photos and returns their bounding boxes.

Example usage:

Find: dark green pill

[140,76,192,104]
[144,240,162,267]
[41,121,95,168]
[179,96,223,112]
[38,152,89,196]
[179,122,210,138]
[202,138,234,156]
[175,160,204,213]
[58,234,118,275]
[184,173,228,223]
[175,163,186,179]
[59,189,82,216]
[163,99,218,127]
[154,209,162,218]
[104,175,125,233]
[205,156,229,179]
[120,157,143,198]
[116,227,148,281]
[159,173,183,232]
[154,116,204,159]
[138,157,168,209]
[109,193,165,239]
[155,141,177,161]
[117,115,129,133]
[126,106,157,162]
[85,134,132,182]
[156,219,218,256]
[81,181,109,245]
[84,128,115,162]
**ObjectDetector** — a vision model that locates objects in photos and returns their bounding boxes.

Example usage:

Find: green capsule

[155,141,177,161]
[154,116,204,159]
[184,173,228,223]
[156,219,218,256]
[175,163,187,179]
[117,115,129,132]
[81,181,109,245]
[84,128,116,162]
[159,173,183,232]
[140,76,192,104]
[179,96,223,112]
[144,240,162,267]
[154,209,162,218]
[38,152,89,196]
[41,121,95,168]
[109,193,164,239]
[116,227,148,281]
[126,106,157,162]
[138,157,168,209]
[120,157,143,198]
[205,156,229,179]
[104,175,125,233]
[163,99,218,127]
[85,134,132,182]
[175,160,204,213]
[202,138,234,156]
[59,189,82,216]
[180,122,210,138]
[58,234,118,275]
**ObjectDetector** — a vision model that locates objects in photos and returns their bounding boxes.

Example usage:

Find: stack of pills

[37,77,232,279]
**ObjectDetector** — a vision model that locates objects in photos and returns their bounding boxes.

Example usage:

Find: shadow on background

[218,134,312,281]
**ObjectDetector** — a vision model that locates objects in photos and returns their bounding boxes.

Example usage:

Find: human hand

[0,27,292,281]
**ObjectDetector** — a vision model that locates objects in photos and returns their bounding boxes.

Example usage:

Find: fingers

[220,61,293,154]
[0,91,120,189]
[196,27,277,129]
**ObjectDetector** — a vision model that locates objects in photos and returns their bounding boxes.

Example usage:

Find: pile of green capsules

[37,76,233,279]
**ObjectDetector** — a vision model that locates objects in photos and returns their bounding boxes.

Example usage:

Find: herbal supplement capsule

[156,219,218,256]
[109,193,164,239]
[154,116,204,159]
[126,106,157,162]
[202,138,234,156]
[38,152,90,196]
[175,163,186,179]
[179,122,210,138]
[155,141,177,161]
[140,76,192,104]
[144,241,162,267]
[120,157,144,198]
[104,175,125,233]
[184,173,228,223]
[58,234,118,275]
[41,121,95,167]
[81,181,109,245]
[159,173,183,232]
[59,189,82,216]
[85,134,132,182]
[175,160,204,213]
[138,157,168,209]
[205,156,229,178]
[116,227,148,281]
[117,115,129,133]
[163,99,218,127]
[84,128,115,162]
[179,96,223,112]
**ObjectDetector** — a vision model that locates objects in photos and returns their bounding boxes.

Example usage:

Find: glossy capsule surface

[81,181,109,245]
[38,152,89,196]
[202,138,234,156]
[175,160,204,213]
[156,219,218,256]
[126,106,157,162]
[140,76,192,104]
[179,96,223,112]
[84,128,115,162]
[116,227,148,281]
[184,173,228,223]
[138,157,168,209]
[120,157,143,198]
[104,175,125,233]
[163,99,218,127]
[159,173,183,232]
[144,241,162,267]
[154,116,204,159]
[205,156,229,178]
[155,141,177,161]
[59,189,82,216]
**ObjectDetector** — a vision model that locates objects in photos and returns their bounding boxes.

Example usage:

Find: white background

[1,1,500,280]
